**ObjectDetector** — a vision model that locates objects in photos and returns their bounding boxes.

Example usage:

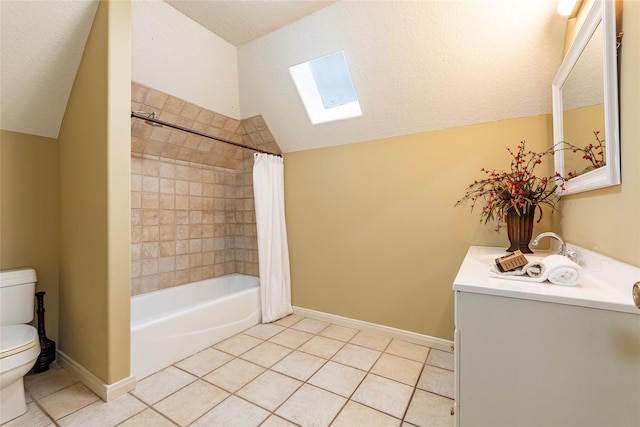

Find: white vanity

[453,245,640,427]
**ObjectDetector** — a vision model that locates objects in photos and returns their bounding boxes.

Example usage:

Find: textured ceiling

[0,0,99,138]
[164,0,336,46]
[239,0,569,152]
[1,0,569,153]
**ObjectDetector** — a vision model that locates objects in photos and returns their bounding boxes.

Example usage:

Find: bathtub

[131,274,261,380]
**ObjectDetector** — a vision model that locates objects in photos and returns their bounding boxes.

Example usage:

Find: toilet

[0,268,41,424]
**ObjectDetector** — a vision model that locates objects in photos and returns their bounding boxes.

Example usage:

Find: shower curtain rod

[131,111,282,157]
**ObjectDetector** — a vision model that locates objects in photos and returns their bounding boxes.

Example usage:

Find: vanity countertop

[453,245,640,314]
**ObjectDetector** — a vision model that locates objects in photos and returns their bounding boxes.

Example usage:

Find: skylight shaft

[289,50,362,125]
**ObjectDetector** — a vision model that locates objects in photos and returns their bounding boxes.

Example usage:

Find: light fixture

[557,0,577,16]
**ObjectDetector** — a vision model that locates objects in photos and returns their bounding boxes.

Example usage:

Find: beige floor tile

[191,395,269,427]
[331,401,401,427]
[19,327,455,427]
[299,336,345,359]
[153,379,228,427]
[174,347,233,377]
[38,382,99,420]
[24,367,79,400]
[260,414,299,427]
[213,333,263,356]
[425,349,454,371]
[131,366,197,405]
[57,393,146,427]
[202,358,265,393]
[404,389,454,427]
[23,362,63,387]
[118,408,177,427]
[308,361,366,398]
[331,343,381,371]
[371,353,424,386]
[290,318,329,334]
[271,350,326,381]
[272,314,304,327]
[352,374,414,419]
[239,341,292,368]
[2,401,54,427]
[275,384,346,427]
[269,328,314,349]
[242,323,285,340]
[349,331,392,351]
[24,361,66,384]
[319,324,359,342]
[416,365,454,399]
[385,340,430,363]
[236,370,302,411]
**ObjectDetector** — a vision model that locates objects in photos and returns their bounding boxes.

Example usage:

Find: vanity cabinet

[453,246,640,427]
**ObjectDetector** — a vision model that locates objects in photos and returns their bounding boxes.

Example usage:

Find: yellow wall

[0,130,59,340]
[559,0,639,265]
[562,104,605,176]
[285,115,555,340]
[106,0,132,384]
[58,0,131,384]
[285,0,639,340]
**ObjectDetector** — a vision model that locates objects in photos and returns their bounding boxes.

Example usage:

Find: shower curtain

[253,153,293,323]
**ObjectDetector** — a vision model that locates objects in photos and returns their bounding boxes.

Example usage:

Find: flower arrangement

[455,141,562,232]
[566,130,605,178]
[455,135,603,233]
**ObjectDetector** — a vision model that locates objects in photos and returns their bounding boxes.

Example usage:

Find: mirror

[552,0,620,195]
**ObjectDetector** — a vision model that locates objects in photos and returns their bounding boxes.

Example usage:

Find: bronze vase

[505,206,536,253]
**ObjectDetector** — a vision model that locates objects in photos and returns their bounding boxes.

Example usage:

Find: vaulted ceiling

[0,0,568,153]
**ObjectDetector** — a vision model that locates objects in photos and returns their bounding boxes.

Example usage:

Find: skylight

[289,50,362,125]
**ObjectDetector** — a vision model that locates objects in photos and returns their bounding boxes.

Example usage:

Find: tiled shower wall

[131,82,281,295]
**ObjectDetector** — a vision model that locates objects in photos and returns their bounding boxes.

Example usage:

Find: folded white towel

[490,261,546,278]
[489,254,583,286]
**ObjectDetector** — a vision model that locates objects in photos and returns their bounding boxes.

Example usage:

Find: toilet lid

[0,325,37,359]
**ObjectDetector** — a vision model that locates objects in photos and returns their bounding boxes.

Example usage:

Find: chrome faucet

[531,232,579,263]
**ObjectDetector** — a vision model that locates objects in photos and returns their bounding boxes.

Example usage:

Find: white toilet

[0,268,41,424]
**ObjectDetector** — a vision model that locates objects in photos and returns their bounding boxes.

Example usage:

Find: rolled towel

[489,262,546,278]
[489,254,583,286]
[542,254,583,286]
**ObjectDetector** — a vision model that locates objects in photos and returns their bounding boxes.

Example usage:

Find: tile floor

[7,315,454,427]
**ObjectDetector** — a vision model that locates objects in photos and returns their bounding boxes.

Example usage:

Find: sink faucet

[531,232,578,263]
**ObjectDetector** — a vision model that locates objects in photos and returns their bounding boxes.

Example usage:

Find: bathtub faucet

[531,232,578,263]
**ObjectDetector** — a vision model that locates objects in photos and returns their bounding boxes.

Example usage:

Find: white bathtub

[131,274,261,380]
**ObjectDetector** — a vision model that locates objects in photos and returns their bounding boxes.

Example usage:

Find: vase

[505,206,536,253]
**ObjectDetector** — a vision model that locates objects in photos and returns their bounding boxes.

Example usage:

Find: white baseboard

[56,350,136,402]
[292,306,453,353]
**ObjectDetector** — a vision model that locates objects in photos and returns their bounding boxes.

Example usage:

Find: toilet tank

[0,268,37,326]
